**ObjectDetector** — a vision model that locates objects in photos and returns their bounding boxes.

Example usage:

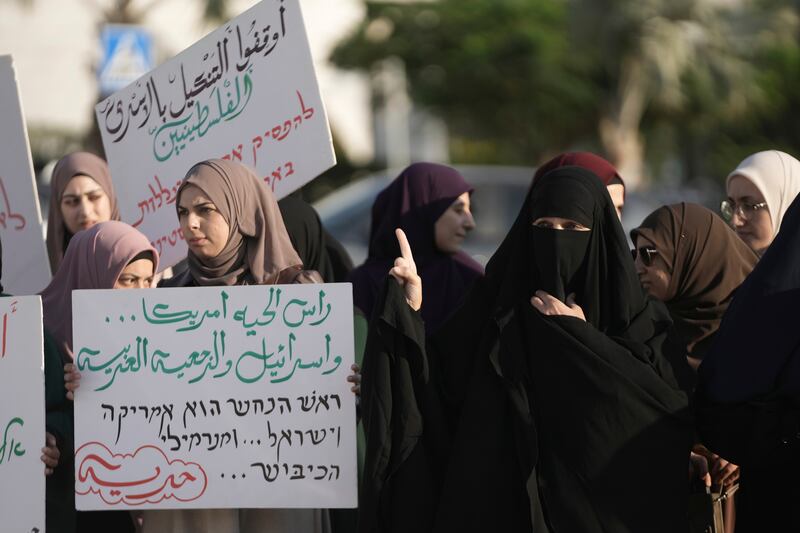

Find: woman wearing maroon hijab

[349,163,483,334]
[534,152,626,219]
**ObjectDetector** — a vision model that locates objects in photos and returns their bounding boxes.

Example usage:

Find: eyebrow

[177,201,214,210]
[728,195,759,203]
[62,188,103,199]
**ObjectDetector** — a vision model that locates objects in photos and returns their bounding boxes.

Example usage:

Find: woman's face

[60,175,112,235]
[633,235,671,301]
[532,216,591,231]
[113,258,154,289]
[434,192,476,253]
[726,175,773,255]
[177,185,230,260]
[607,184,624,220]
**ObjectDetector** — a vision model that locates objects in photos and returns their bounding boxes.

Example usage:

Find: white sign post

[96,0,336,269]
[73,284,356,510]
[0,56,52,294]
[0,296,45,531]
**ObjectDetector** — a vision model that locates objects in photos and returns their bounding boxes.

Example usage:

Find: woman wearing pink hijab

[41,220,158,533]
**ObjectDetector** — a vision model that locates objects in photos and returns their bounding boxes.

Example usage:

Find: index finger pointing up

[395,228,416,266]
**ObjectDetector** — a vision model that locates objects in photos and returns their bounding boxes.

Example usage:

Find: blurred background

[3,0,800,260]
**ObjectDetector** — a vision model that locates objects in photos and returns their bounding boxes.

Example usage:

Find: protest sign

[73,284,356,510]
[0,296,45,531]
[0,56,53,294]
[96,0,336,269]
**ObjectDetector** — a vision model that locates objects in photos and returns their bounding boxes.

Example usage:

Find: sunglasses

[631,246,659,266]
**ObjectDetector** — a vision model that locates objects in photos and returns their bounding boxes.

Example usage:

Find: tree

[332,0,599,166]
[333,0,798,187]
[569,0,796,185]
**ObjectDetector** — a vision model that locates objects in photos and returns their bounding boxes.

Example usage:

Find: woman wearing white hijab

[723,150,800,255]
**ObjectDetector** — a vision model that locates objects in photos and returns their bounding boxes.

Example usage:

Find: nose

[730,210,746,228]
[634,256,646,275]
[77,197,92,217]
[187,211,201,229]
[463,211,476,231]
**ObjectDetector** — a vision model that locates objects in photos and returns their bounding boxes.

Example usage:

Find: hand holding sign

[389,229,422,312]
[64,363,81,401]
[41,432,60,476]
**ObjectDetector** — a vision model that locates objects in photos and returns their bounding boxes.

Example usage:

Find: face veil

[528,175,596,303]
[485,166,648,333]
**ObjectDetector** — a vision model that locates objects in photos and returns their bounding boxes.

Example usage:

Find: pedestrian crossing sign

[98,24,154,96]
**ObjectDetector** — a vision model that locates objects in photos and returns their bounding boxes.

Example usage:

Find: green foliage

[332,0,599,164]
[333,0,800,185]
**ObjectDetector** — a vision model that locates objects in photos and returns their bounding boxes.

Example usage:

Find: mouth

[79,220,97,229]
[187,236,207,246]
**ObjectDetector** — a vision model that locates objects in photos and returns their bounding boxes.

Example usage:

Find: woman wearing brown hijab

[46,152,120,273]
[631,203,757,387]
[631,203,758,533]
[161,159,320,288]
[150,159,330,533]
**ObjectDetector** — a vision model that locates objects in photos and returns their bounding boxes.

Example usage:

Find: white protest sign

[96,0,336,270]
[0,56,52,294]
[73,284,356,510]
[0,296,45,531]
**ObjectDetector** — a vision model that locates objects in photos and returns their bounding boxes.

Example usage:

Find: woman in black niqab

[359,166,692,533]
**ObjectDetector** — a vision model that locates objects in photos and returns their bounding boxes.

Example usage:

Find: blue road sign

[98,24,154,96]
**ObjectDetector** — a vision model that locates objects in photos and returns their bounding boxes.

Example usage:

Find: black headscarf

[699,191,800,404]
[323,228,354,282]
[278,196,337,283]
[487,167,654,333]
[359,166,692,533]
[695,192,800,533]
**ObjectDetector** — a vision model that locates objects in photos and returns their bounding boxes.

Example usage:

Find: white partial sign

[96,0,336,269]
[0,56,52,294]
[0,296,45,532]
[73,284,356,510]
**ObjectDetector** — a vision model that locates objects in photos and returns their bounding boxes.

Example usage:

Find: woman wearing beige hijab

[723,150,800,255]
[148,159,330,533]
[46,152,120,273]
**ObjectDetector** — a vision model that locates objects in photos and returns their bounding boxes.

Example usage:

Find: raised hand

[389,228,422,311]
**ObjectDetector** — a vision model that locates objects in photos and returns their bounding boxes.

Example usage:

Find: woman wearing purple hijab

[349,163,483,334]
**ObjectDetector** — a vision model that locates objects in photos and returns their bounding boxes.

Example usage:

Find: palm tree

[570,0,797,186]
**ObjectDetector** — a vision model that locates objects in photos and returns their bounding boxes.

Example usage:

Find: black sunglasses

[631,246,659,266]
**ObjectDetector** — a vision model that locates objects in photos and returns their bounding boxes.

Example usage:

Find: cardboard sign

[96,0,336,269]
[0,296,45,531]
[0,55,52,294]
[73,284,356,510]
